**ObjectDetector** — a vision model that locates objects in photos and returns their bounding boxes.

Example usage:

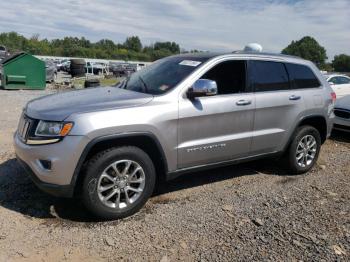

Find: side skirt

[166,151,282,181]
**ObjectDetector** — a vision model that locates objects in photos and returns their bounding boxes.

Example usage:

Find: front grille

[334,109,350,119]
[17,115,35,142]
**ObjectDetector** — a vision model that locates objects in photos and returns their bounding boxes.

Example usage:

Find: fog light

[39,160,52,170]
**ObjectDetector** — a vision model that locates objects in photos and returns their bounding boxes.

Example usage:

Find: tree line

[1,32,349,71]
[0,32,184,62]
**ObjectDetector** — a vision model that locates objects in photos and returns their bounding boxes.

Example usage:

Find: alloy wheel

[296,135,317,168]
[97,160,145,209]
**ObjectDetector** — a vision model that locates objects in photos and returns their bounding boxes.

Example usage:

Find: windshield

[122,56,209,95]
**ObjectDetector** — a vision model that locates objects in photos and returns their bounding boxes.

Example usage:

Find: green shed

[1,52,46,90]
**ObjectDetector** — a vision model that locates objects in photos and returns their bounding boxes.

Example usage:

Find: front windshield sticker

[159,85,170,91]
[179,60,202,67]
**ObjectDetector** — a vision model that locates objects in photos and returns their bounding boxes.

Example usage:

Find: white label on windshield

[179,60,202,67]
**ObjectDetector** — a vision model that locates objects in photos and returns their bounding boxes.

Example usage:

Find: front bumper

[14,132,89,197]
[16,156,74,197]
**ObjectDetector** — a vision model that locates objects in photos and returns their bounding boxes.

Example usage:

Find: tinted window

[339,77,350,84]
[286,63,320,89]
[250,61,289,92]
[328,77,339,85]
[329,77,342,85]
[201,60,246,94]
[123,56,210,95]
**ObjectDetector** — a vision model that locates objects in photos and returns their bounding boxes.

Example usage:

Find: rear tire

[284,125,321,174]
[82,146,156,220]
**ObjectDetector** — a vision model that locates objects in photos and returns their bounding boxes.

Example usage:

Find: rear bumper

[17,156,74,197]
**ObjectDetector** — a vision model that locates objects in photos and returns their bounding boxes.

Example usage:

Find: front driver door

[177,60,255,169]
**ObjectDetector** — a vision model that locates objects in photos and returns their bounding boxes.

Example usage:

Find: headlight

[35,121,73,137]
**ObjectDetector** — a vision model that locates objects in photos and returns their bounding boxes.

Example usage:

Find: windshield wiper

[139,76,149,94]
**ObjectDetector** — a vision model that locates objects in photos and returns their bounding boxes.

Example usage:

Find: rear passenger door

[249,60,306,155]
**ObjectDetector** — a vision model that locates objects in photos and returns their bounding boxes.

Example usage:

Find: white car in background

[333,95,350,132]
[325,74,350,98]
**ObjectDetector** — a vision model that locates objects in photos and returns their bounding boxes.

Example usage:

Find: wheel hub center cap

[117,180,127,188]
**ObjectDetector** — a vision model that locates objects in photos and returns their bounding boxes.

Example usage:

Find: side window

[201,60,246,95]
[329,77,339,84]
[285,63,320,89]
[249,61,289,92]
[339,77,350,84]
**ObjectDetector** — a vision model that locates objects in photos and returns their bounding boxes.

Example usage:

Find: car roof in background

[45,59,55,63]
[324,74,350,79]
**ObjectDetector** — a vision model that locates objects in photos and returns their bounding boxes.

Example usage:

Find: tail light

[331,92,336,103]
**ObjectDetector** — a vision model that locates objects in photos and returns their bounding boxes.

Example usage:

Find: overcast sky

[0,0,349,59]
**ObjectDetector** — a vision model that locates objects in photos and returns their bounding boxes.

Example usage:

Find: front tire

[82,146,156,220]
[284,125,321,174]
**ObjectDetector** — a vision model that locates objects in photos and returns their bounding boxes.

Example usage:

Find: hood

[25,86,153,121]
[335,95,350,110]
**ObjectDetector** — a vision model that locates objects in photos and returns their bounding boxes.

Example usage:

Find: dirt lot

[0,89,349,261]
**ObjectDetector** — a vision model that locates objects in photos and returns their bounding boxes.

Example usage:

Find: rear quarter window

[285,63,320,89]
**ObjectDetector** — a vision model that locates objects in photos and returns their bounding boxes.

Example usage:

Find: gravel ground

[0,89,349,261]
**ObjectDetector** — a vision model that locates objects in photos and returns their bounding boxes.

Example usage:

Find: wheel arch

[297,115,328,143]
[71,132,168,196]
[283,114,328,153]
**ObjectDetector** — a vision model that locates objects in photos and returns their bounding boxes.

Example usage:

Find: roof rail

[230,50,302,59]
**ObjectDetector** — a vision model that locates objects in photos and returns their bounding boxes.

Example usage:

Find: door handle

[236,100,252,106]
[289,95,301,101]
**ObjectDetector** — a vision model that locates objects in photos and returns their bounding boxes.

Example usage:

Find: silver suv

[14,52,335,219]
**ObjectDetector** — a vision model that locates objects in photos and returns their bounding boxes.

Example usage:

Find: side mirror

[187,79,218,99]
[328,81,335,86]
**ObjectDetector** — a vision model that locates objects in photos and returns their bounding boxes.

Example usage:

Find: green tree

[321,63,333,72]
[123,36,142,52]
[0,32,28,52]
[282,36,327,67]
[332,54,350,72]
[149,49,172,60]
[95,39,116,51]
[154,41,180,53]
